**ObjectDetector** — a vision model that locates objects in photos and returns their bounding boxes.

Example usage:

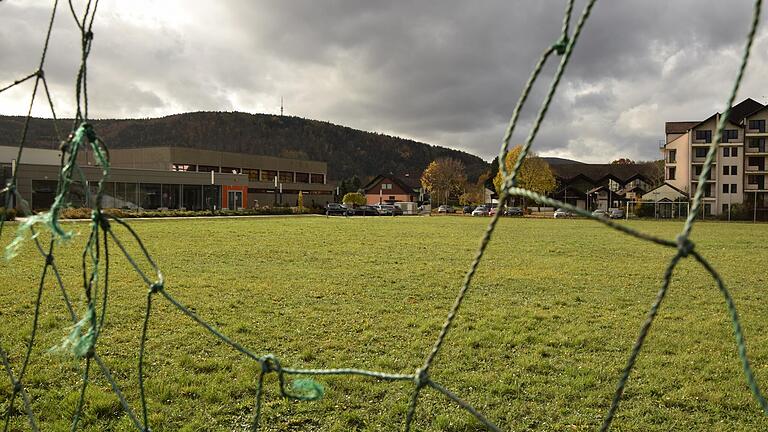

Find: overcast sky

[2,1,767,163]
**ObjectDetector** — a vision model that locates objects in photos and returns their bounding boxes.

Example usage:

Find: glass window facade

[261,170,277,182]
[279,171,293,183]
[295,172,309,183]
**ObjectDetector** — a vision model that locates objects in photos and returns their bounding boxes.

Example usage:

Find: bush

[54,206,301,219]
[0,207,16,221]
[634,203,655,218]
[342,192,366,206]
[723,203,752,221]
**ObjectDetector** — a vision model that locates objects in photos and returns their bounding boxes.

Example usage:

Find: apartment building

[662,98,767,216]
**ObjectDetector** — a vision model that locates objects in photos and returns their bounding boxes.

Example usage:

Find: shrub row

[49,207,301,220]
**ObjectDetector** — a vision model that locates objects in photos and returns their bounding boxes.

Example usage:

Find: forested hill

[0,112,490,181]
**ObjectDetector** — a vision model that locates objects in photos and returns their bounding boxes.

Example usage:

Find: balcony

[746,146,768,154]
[691,158,716,164]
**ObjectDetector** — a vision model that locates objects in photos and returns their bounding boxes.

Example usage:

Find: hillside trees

[421,158,467,206]
[493,145,556,207]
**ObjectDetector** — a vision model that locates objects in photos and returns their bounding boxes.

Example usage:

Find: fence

[1,0,768,431]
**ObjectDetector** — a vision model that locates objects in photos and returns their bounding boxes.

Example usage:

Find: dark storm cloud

[2,0,767,162]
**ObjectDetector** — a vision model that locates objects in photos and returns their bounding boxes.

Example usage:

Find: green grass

[1,215,768,431]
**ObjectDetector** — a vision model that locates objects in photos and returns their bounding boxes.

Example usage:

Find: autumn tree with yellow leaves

[493,145,556,207]
[420,158,467,206]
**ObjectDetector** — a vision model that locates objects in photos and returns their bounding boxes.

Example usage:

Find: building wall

[744,109,768,206]
[364,176,417,204]
[222,185,248,210]
[7,162,335,210]
[366,193,414,205]
[666,114,755,216]
[0,146,63,165]
[663,133,689,193]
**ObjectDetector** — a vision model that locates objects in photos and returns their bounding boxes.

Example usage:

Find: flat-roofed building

[1,145,335,211]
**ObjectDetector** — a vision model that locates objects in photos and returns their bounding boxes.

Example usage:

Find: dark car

[326,203,348,216]
[609,208,625,219]
[462,205,473,214]
[504,207,524,216]
[349,205,381,216]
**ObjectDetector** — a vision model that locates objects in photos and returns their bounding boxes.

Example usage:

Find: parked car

[325,203,348,216]
[471,206,490,216]
[373,204,403,216]
[553,208,573,218]
[591,209,608,219]
[437,205,456,214]
[609,208,625,219]
[462,205,473,214]
[504,207,524,216]
[348,205,381,216]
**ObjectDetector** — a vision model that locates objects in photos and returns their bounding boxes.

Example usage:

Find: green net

[1,1,767,431]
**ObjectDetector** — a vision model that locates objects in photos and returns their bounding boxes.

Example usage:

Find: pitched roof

[728,98,764,124]
[550,162,660,184]
[362,174,421,192]
[664,99,765,135]
[665,121,699,135]
[641,182,689,199]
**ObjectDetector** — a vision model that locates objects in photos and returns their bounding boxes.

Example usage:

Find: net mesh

[1,1,767,431]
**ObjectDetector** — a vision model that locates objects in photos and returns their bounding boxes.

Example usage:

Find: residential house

[362,174,424,205]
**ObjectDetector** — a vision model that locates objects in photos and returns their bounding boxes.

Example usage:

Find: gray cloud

[1,0,767,163]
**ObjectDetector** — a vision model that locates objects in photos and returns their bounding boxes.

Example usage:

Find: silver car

[553,208,573,218]
[471,206,489,216]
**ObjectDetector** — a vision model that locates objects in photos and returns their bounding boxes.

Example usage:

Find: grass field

[1,215,768,431]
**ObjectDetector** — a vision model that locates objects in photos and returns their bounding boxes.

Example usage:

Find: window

[695,129,712,143]
[243,168,259,181]
[732,147,739,157]
[381,183,393,190]
[723,165,729,176]
[172,163,196,172]
[260,170,277,182]
[198,165,217,173]
[693,165,703,176]
[749,119,766,132]
[694,148,708,158]
[310,173,325,184]
[723,129,739,143]
[723,183,730,194]
[295,172,309,183]
[667,167,676,180]
[279,171,293,183]
[731,184,738,193]
[723,147,730,157]
[731,166,738,175]
[221,167,240,174]
[668,149,677,163]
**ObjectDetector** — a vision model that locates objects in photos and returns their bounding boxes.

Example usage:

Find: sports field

[1,216,767,431]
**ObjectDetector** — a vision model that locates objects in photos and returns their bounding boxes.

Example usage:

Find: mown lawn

[1,215,768,431]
